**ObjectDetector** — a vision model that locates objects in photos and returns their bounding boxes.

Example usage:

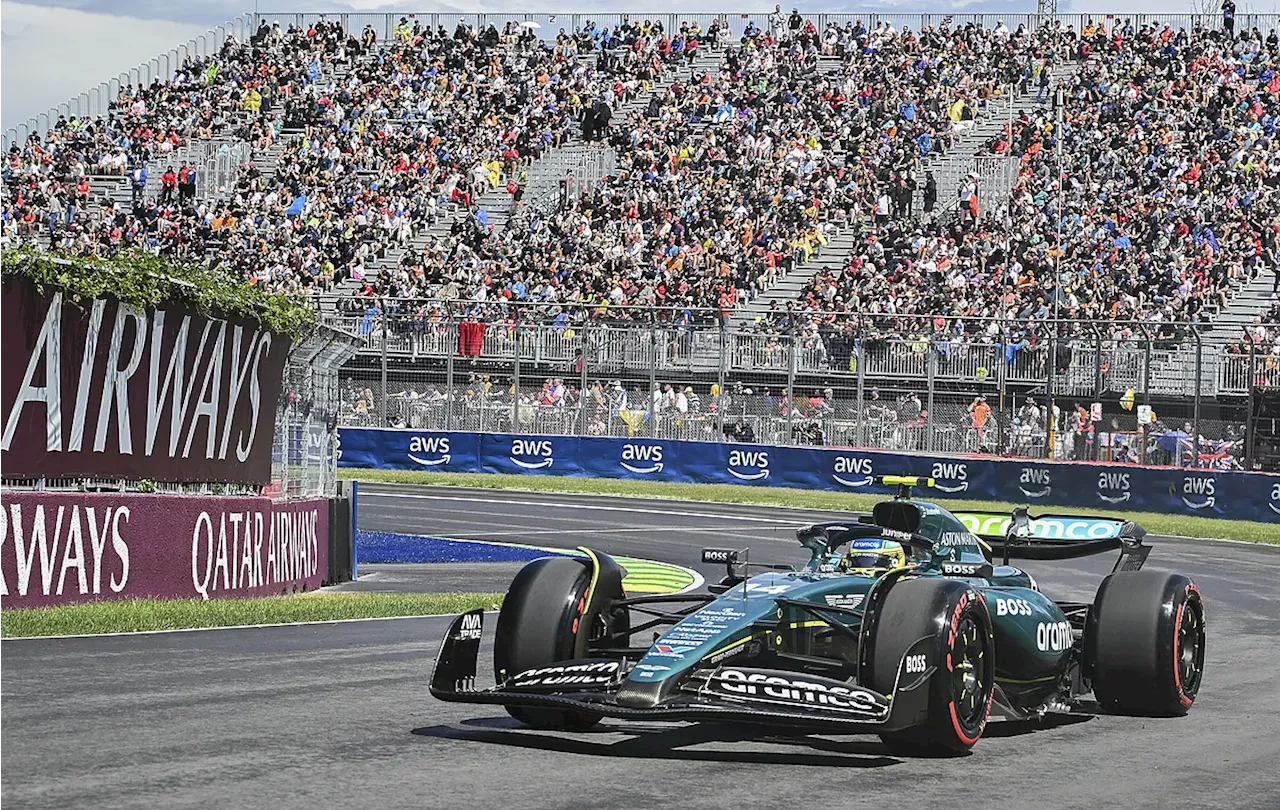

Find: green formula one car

[431,477,1206,755]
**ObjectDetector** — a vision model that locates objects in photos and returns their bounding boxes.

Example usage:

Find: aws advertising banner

[1,277,290,484]
[338,429,1280,524]
[0,492,329,609]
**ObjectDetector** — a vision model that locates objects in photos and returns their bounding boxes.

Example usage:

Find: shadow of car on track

[413,717,903,767]
[412,713,1094,764]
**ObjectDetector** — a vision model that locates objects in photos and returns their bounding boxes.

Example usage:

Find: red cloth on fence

[458,321,486,356]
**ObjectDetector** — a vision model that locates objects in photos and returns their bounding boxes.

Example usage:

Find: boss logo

[904,654,927,674]
[995,597,1034,617]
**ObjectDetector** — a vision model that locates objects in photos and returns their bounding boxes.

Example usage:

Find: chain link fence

[268,325,364,501]
[324,301,1277,471]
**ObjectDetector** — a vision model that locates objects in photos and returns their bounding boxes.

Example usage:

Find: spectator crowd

[3,11,1279,356]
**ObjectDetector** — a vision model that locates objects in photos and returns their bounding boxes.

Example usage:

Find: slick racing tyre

[493,557,602,730]
[869,579,996,756]
[1086,571,1205,716]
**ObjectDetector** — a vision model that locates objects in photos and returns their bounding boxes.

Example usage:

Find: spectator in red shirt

[160,166,177,204]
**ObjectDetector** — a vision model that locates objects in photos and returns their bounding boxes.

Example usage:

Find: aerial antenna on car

[880,475,935,500]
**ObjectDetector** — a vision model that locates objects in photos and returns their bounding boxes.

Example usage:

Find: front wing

[430,609,934,732]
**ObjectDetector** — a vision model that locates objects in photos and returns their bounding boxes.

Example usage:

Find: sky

[0,0,1261,134]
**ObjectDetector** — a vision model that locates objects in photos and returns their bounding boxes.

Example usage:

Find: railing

[525,147,618,216]
[136,140,252,199]
[254,12,1265,45]
[326,303,1272,466]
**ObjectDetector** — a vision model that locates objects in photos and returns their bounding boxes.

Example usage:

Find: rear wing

[953,508,1150,571]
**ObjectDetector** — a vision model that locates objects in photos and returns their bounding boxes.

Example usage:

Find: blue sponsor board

[337,428,480,472]
[339,429,1280,524]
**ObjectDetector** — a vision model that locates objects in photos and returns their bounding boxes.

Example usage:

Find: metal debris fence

[324,301,1277,470]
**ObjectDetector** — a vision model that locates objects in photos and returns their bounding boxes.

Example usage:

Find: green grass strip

[340,469,1280,545]
[0,592,503,639]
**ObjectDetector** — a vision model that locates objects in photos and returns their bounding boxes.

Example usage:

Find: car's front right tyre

[492,557,602,730]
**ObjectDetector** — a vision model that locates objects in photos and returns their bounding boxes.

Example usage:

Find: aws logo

[1180,476,1216,510]
[1272,483,1280,516]
[833,456,873,488]
[728,449,770,481]
[408,435,451,467]
[621,443,664,474]
[510,438,554,470]
[1019,467,1052,498]
[931,462,968,493]
[1097,471,1131,503]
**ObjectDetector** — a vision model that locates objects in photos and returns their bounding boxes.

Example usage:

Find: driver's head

[842,538,907,574]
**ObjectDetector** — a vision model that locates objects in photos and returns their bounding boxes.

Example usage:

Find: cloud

[2,2,205,133]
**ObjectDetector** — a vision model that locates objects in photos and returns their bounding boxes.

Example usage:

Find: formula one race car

[430,477,1206,755]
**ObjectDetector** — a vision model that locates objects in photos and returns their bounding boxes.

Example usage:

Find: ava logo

[407,435,451,467]
[621,443,664,474]
[833,456,873,487]
[931,462,968,493]
[1097,471,1131,504]
[1180,476,1216,510]
[728,449,770,481]
[1272,483,1280,516]
[1019,467,1052,498]
[510,438,554,470]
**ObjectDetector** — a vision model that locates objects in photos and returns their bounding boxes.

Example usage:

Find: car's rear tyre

[869,578,995,756]
[1086,571,1205,716]
[493,557,602,730]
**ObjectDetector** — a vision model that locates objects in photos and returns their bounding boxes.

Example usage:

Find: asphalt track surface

[4,483,1280,810]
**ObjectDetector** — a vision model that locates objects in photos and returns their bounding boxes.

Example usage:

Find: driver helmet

[842,538,907,574]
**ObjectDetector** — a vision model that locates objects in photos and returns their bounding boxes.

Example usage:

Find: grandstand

[4,10,1279,469]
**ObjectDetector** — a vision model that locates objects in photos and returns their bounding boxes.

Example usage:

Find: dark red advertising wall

[1,276,290,484]
[0,492,329,608]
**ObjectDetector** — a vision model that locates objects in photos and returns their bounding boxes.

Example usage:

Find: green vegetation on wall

[2,249,316,340]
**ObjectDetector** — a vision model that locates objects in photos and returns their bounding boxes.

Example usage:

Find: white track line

[0,611,491,642]
[362,488,1276,547]
[361,491,800,524]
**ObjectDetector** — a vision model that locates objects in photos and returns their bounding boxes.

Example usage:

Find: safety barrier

[0,493,332,609]
[338,428,1280,524]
